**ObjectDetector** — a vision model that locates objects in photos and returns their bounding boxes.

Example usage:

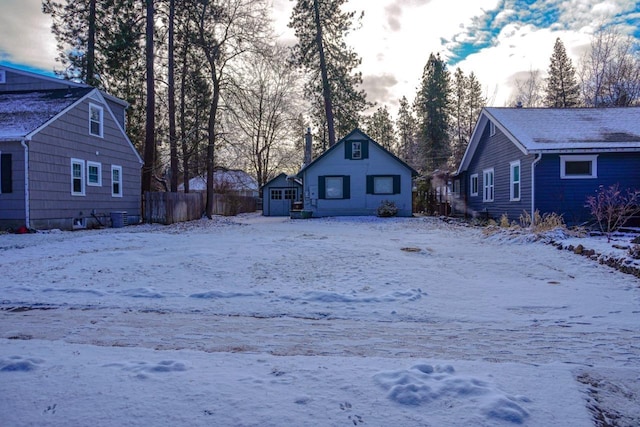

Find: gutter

[20,138,30,229]
[531,153,542,221]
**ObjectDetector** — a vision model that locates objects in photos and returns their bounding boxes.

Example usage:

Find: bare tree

[509,67,544,107]
[579,25,640,107]
[192,0,270,218]
[224,44,306,188]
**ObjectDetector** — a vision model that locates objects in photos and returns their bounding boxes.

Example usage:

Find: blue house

[456,107,640,225]
[297,129,418,217]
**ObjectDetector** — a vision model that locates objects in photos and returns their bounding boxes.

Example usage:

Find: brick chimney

[303,127,312,167]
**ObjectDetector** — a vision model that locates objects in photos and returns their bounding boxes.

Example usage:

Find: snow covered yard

[1,214,639,426]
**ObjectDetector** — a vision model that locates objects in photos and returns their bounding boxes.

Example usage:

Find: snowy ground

[1,214,639,426]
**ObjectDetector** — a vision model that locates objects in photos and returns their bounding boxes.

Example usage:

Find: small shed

[261,173,303,216]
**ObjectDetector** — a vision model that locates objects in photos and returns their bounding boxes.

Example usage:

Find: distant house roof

[458,107,640,173]
[260,172,302,191]
[0,88,93,140]
[297,128,419,177]
[179,168,258,192]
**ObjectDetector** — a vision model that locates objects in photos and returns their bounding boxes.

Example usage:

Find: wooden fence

[144,191,257,225]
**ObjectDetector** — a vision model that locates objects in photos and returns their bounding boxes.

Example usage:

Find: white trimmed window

[374,176,393,194]
[510,160,521,201]
[89,103,104,137]
[352,141,362,159]
[483,168,494,202]
[71,158,86,196]
[111,165,123,197]
[489,121,496,136]
[325,176,344,199]
[87,161,102,186]
[470,174,478,197]
[560,155,598,179]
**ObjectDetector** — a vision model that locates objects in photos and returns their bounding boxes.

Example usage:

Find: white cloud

[0,0,57,71]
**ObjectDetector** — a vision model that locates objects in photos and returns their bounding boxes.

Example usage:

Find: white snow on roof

[486,107,640,152]
[0,88,90,139]
[178,169,258,192]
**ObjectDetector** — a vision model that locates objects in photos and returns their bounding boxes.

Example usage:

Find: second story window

[352,142,362,159]
[89,103,104,137]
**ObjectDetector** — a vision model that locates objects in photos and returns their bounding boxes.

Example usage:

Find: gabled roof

[260,172,302,191]
[458,107,640,173]
[0,88,93,140]
[0,64,129,108]
[297,128,419,177]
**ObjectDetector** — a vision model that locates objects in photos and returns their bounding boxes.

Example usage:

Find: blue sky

[2,0,639,114]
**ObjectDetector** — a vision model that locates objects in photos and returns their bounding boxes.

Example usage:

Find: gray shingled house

[0,65,143,230]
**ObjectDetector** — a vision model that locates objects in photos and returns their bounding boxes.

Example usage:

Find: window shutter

[343,175,350,199]
[361,141,369,159]
[344,141,352,159]
[366,175,374,194]
[393,175,401,194]
[318,176,326,199]
[1,154,12,193]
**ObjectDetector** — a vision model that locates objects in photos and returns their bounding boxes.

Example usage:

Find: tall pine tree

[544,37,580,108]
[395,96,419,171]
[364,106,395,152]
[289,0,369,147]
[415,53,451,173]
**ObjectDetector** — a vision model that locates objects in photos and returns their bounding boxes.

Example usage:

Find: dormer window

[352,141,362,159]
[89,103,104,137]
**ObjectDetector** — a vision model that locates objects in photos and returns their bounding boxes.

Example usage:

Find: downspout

[20,138,30,229]
[531,153,542,222]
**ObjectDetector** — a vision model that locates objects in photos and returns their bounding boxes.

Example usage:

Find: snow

[0,88,90,139]
[1,214,639,426]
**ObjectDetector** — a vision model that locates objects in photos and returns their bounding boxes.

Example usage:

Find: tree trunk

[142,0,155,194]
[312,0,336,147]
[168,0,178,192]
[86,0,96,86]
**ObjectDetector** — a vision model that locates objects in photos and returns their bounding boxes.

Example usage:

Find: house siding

[300,131,414,217]
[0,142,26,228]
[464,123,535,221]
[535,152,640,224]
[26,97,141,229]
[261,173,302,216]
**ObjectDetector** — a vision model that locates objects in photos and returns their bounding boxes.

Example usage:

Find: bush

[377,200,398,217]
[519,210,565,232]
[586,184,640,241]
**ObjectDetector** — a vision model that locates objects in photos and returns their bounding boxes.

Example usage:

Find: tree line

[42,0,640,211]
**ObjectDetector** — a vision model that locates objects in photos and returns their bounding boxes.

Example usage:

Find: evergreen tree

[43,0,147,150]
[544,37,580,108]
[465,72,485,139]
[450,68,466,170]
[289,0,369,147]
[364,106,396,153]
[395,96,419,170]
[449,68,486,170]
[414,53,451,173]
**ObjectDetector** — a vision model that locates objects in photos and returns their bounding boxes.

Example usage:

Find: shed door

[268,187,296,216]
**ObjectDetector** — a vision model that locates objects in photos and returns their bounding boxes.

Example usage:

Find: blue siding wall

[535,152,640,224]
[300,131,414,217]
[464,123,535,221]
